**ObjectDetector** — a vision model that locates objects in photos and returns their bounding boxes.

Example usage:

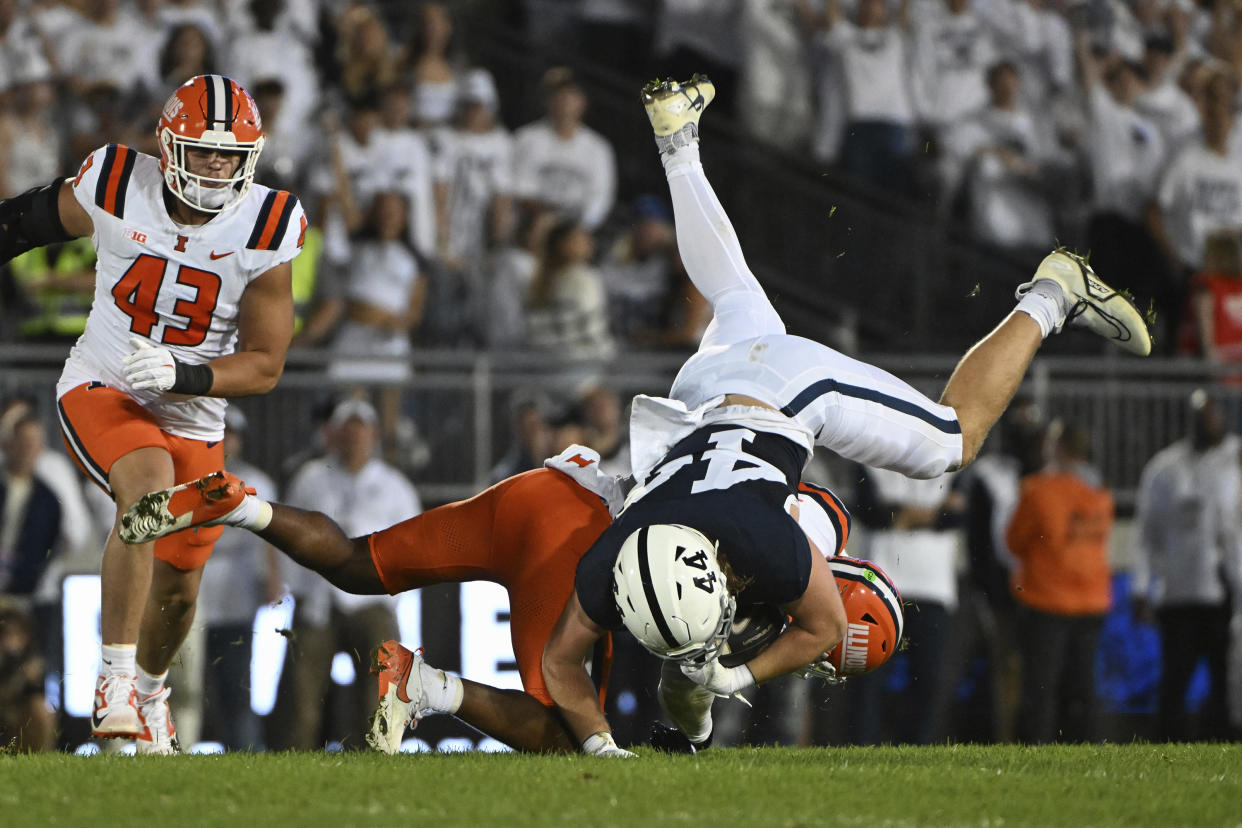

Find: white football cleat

[92,672,143,739]
[1017,248,1153,356]
[643,74,714,155]
[367,640,430,755]
[135,687,180,755]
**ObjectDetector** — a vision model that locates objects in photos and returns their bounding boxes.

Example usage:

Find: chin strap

[0,181,72,266]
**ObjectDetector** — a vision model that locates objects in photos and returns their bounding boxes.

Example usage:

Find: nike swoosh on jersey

[206,441,221,449]
[209,250,234,260]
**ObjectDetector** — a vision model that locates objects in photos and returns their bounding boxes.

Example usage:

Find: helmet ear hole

[861,612,877,624]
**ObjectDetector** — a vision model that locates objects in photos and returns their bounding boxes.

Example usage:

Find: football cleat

[92,673,144,739]
[367,640,430,755]
[642,74,714,154]
[1017,248,1153,356]
[135,687,180,755]
[119,471,255,544]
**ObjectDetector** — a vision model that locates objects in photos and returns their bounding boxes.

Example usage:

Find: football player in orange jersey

[119,444,901,755]
[0,74,305,753]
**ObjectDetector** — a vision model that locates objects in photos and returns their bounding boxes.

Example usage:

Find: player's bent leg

[453,681,578,754]
[939,313,1044,468]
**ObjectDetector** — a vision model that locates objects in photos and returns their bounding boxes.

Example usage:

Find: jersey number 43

[112,253,221,346]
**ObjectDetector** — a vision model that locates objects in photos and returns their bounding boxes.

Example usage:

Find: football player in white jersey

[0,74,305,753]
[538,74,1154,757]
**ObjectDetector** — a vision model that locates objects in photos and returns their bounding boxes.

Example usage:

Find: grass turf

[1,743,1239,827]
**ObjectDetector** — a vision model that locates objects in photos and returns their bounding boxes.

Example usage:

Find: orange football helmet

[806,556,904,681]
[157,75,265,213]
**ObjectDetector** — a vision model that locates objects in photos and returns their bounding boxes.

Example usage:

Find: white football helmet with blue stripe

[613,524,735,664]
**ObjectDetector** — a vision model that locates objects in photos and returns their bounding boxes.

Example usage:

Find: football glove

[123,337,178,392]
[581,731,636,758]
[122,336,214,395]
[680,657,755,699]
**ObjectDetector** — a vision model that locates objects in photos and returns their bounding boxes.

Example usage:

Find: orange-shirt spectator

[1005,420,1114,744]
[1007,458,1114,616]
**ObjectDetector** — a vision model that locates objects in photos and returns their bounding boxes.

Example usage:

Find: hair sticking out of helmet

[157,74,265,213]
[613,524,735,664]
[807,557,904,681]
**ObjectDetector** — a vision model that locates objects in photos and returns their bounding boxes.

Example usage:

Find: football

[718,603,788,668]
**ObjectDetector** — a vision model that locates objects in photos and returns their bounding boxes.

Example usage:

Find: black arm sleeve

[0,181,72,266]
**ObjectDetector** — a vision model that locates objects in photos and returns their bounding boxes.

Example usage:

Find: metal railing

[5,343,1235,509]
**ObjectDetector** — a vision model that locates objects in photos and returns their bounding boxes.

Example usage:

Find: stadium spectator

[910,0,998,145]
[488,388,554,483]
[195,407,278,751]
[523,219,616,379]
[1007,420,1114,744]
[224,0,320,160]
[735,0,814,153]
[853,464,964,744]
[156,23,216,95]
[432,67,515,342]
[1149,68,1242,348]
[481,206,555,350]
[0,412,64,597]
[267,397,418,750]
[0,78,60,200]
[811,0,918,196]
[328,190,427,444]
[1074,30,1168,336]
[375,82,438,262]
[1180,230,1242,369]
[577,383,630,478]
[0,602,54,752]
[941,61,1059,252]
[597,195,675,343]
[0,0,55,106]
[0,395,92,567]
[333,3,397,101]
[978,0,1073,107]
[1131,390,1241,741]
[1135,33,1200,151]
[399,1,464,130]
[512,67,617,231]
[58,0,156,102]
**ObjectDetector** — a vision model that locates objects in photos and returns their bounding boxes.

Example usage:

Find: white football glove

[581,731,636,758]
[123,336,177,392]
[680,658,756,699]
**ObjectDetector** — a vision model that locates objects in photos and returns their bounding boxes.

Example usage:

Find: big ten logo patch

[126,228,147,244]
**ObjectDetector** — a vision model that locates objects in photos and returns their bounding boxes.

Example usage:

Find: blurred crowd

[2,0,1242,750]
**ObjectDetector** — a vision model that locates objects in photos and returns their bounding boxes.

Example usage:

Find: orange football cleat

[119,471,255,544]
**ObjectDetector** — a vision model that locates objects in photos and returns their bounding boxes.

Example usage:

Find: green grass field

[2,744,1239,827]
[2,744,1242,828]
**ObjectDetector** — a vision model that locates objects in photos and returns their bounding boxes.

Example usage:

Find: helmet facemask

[160,127,265,214]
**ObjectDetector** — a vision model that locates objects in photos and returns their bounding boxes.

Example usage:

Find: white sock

[418,661,464,715]
[226,495,273,532]
[101,643,136,677]
[136,665,167,698]
[1015,280,1069,338]
[662,143,702,176]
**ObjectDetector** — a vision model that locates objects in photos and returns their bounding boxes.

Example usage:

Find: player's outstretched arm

[740,550,847,683]
[542,592,632,756]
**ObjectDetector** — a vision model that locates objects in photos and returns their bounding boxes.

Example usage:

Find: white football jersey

[56,144,306,440]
